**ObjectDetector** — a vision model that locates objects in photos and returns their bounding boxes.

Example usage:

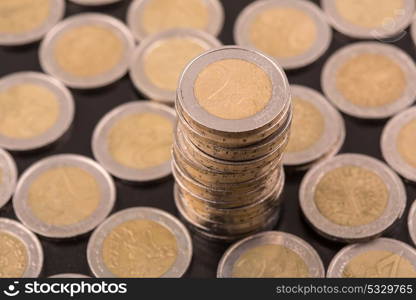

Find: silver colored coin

[49,273,90,278]
[0,0,65,46]
[322,42,416,119]
[87,207,192,278]
[0,148,17,210]
[381,106,416,183]
[217,231,325,278]
[178,46,290,134]
[408,200,416,246]
[284,85,345,167]
[0,72,75,151]
[300,153,406,243]
[13,154,115,239]
[127,0,224,41]
[69,0,123,6]
[321,0,414,40]
[0,218,43,277]
[39,13,135,89]
[327,238,416,278]
[93,101,176,182]
[234,0,332,70]
[129,29,221,104]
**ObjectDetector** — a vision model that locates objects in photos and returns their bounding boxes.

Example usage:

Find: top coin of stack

[173,46,291,241]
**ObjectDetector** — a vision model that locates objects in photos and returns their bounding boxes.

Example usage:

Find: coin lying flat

[39,13,135,89]
[322,0,414,40]
[300,153,406,243]
[0,0,65,46]
[327,238,416,278]
[13,154,115,239]
[409,200,416,246]
[129,29,221,103]
[0,148,17,210]
[87,207,192,278]
[0,218,43,278]
[0,72,75,151]
[93,101,176,183]
[234,0,331,70]
[127,0,224,41]
[217,231,325,278]
[381,106,416,183]
[284,85,345,169]
[322,42,416,119]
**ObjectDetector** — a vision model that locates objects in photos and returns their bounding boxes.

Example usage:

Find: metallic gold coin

[409,200,416,246]
[327,238,416,278]
[381,106,416,183]
[0,218,43,278]
[322,0,414,39]
[69,0,123,6]
[234,0,331,70]
[93,101,176,182]
[39,13,135,89]
[0,148,17,210]
[13,154,115,238]
[127,0,224,41]
[217,231,325,278]
[300,153,406,242]
[87,207,192,278]
[0,0,65,46]
[322,42,416,119]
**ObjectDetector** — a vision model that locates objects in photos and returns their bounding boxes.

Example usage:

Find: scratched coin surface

[381,106,416,183]
[93,101,176,182]
[408,200,416,247]
[217,231,325,278]
[13,154,115,238]
[300,153,406,242]
[0,148,17,210]
[327,238,416,278]
[0,218,43,278]
[87,207,192,278]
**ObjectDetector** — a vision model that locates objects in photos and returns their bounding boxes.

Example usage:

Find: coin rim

[69,0,123,6]
[49,273,90,278]
[408,200,416,247]
[0,148,17,210]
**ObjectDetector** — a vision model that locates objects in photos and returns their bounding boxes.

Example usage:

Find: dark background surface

[0,0,415,278]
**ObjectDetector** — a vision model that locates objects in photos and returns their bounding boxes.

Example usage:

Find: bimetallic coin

[409,200,416,246]
[13,154,115,239]
[49,273,90,278]
[234,0,332,70]
[130,29,221,103]
[322,0,414,40]
[39,13,135,89]
[127,0,224,41]
[381,106,416,183]
[0,0,65,46]
[0,148,17,210]
[0,218,43,278]
[300,154,406,242]
[327,238,416,278]
[217,231,325,278]
[0,72,75,151]
[93,101,176,182]
[69,0,123,6]
[284,85,345,168]
[87,207,192,278]
[322,42,416,119]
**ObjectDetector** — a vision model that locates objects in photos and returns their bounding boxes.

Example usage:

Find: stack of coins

[173,46,291,241]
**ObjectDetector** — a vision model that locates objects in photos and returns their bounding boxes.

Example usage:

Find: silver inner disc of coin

[13,154,115,238]
[93,101,176,182]
[322,42,416,119]
[284,85,345,167]
[0,0,65,46]
[129,29,221,103]
[321,0,414,39]
[408,200,416,247]
[127,0,224,41]
[0,218,43,278]
[217,231,325,278]
[381,106,416,183]
[327,238,416,278]
[69,0,123,6]
[234,0,332,70]
[0,148,17,210]
[0,72,75,151]
[178,46,290,133]
[39,13,135,89]
[87,207,192,278]
[300,153,406,242]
